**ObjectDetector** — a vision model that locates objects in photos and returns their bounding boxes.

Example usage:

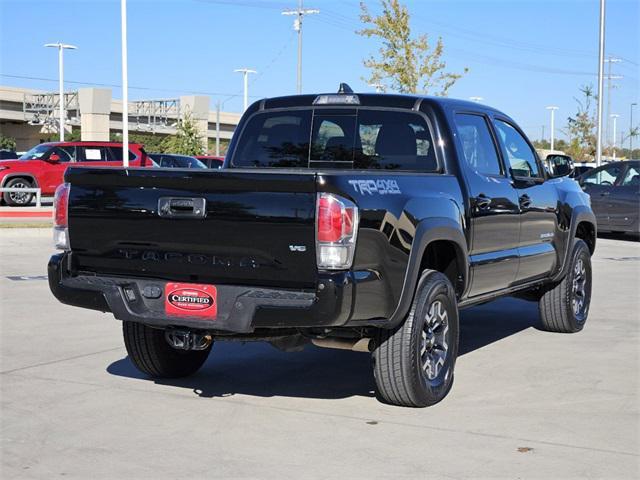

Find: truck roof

[258,91,504,116]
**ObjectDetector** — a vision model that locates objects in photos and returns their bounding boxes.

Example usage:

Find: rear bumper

[48,253,355,333]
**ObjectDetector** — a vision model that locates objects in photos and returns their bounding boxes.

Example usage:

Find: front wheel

[123,321,212,378]
[539,239,592,333]
[3,177,34,206]
[373,270,459,407]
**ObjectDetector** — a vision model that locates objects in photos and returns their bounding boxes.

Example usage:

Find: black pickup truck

[48,86,596,407]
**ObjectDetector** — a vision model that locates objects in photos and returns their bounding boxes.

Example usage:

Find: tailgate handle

[158,197,206,218]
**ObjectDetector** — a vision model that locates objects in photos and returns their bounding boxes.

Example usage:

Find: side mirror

[546,154,574,178]
[48,153,61,163]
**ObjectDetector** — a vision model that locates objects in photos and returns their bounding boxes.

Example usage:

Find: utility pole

[630,103,637,155]
[234,68,256,111]
[595,0,606,167]
[44,42,77,141]
[120,0,129,166]
[611,114,619,159]
[282,1,319,94]
[605,56,622,147]
[546,106,559,151]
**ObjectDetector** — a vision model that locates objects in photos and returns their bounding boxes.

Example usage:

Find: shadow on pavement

[107,297,541,400]
[598,232,639,242]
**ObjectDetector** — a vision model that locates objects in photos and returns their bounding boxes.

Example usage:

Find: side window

[582,165,623,186]
[493,120,540,178]
[454,113,502,176]
[159,156,174,168]
[108,147,136,162]
[48,146,74,163]
[79,146,109,162]
[621,166,640,187]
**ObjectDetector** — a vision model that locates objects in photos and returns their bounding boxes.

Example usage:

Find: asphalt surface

[1,229,638,479]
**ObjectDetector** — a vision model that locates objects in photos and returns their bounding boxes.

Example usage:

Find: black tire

[539,239,592,333]
[373,270,459,407]
[3,177,34,206]
[123,321,212,378]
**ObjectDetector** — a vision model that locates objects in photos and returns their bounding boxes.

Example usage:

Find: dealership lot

[1,229,638,479]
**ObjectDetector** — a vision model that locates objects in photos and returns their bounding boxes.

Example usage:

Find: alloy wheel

[420,300,450,381]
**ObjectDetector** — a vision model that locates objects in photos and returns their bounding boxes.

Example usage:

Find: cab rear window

[232,108,438,172]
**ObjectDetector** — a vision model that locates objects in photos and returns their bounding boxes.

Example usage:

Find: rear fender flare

[551,206,596,283]
[385,217,468,329]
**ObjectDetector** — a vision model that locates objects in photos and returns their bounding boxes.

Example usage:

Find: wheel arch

[385,217,469,329]
[1,173,39,188]
[551,206,596,283]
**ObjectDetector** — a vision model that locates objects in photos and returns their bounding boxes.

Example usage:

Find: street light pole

[546,106,559,150]
[611,114,619,160]
[234,68,257,111]
[595,0,606,167]
[44,42,77,142]
[121,0,129,167]
[631,103,637,155]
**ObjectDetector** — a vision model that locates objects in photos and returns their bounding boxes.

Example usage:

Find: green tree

[161,111,204,155]
[357,0,467,95]
[112,132,169,153]
[207,138,230,156]
[0,133,17,151]
[565,85,597,161]
[533,139,551,149]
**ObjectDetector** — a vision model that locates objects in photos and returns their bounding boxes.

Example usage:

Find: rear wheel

[373,270,459,407]
[3,177,34,206]
[539,239,592,333]
[123,321,212,378]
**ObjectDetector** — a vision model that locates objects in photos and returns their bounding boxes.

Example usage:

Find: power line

[0,73,255,99]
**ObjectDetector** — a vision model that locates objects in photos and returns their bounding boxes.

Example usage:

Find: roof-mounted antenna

[338,83,353,94]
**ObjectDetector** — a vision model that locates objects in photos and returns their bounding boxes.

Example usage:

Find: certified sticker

[165,283,217,318]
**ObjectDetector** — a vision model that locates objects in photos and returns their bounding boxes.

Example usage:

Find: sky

[0,0,638,142]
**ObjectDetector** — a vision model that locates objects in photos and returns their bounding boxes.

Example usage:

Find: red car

[0,141,151,206]
[195,155,225,169]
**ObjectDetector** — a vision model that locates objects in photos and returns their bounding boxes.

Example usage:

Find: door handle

[519,194,532,208]
[158,197,207,218]
[475,194,492,210]
[600,191,610,196]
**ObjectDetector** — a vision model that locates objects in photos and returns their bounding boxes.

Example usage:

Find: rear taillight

[316,193,358,270]
[53,183,70,250]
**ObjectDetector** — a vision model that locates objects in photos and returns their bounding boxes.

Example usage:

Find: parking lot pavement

[1,229,638,479]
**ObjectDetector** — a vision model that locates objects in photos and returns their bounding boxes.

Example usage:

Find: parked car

[578,160,639,234]
[148,153,207,169]
[195,155,225,169]
[0,149,18,160]
[49,86,596,407]
[572,163,595,178]
[0,141,151,206]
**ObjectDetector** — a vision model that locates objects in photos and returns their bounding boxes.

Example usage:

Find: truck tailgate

[65,168,318,289]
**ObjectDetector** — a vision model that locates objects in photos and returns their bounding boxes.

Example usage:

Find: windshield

[232,108,438,172]
[18,144,50,160]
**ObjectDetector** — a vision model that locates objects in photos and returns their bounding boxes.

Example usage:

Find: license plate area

[165,282,217,318]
